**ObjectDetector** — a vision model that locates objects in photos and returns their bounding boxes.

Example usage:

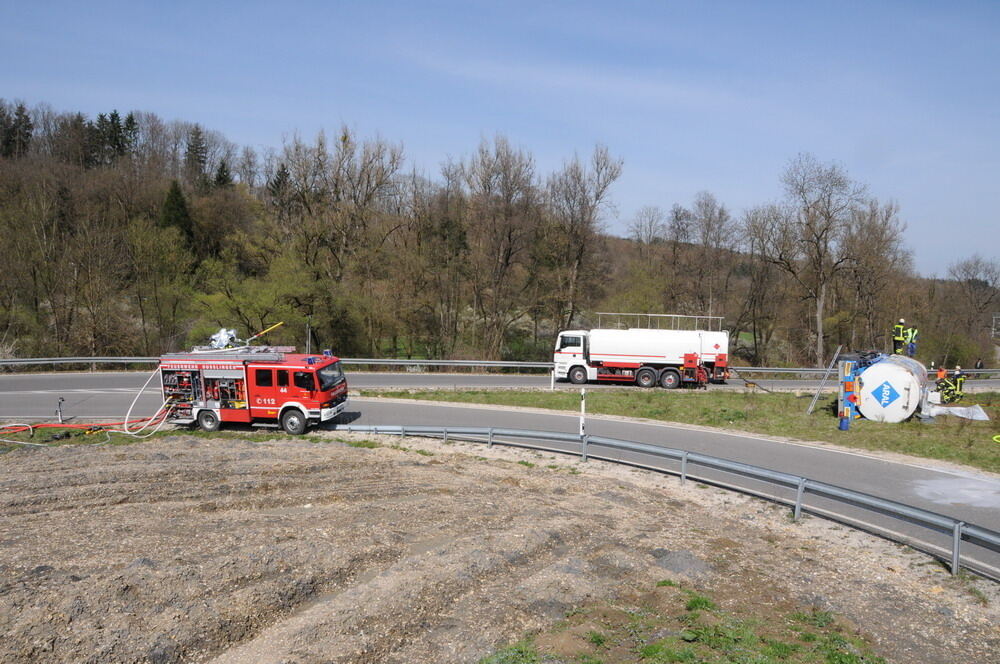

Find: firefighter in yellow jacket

[892,319,906,354]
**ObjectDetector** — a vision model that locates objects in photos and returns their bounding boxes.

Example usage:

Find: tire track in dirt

[2,434,997,663]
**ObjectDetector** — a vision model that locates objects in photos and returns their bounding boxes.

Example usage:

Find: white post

[550,369,555,390]
[579,388,586,437]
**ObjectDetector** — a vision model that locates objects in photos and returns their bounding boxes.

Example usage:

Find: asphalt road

[5,370,1000,396]
[2,370,998,576]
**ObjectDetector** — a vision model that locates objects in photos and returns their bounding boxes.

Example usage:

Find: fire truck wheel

[659,369,681,389]
[197,410,221,432]
[281,409,307,435]
[568,366,588,384]
[636,368,657,388]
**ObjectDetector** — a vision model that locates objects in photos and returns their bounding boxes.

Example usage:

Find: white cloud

[405,50,742,111]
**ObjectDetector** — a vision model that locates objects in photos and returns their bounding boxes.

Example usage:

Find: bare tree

[842,199,909,349]
[628,205,665,247]
[689,191,736,316]
[547,144,623,329]
[947,255,1000,337]
[738,204,792,363]
[759,154,866,364]
[236,146,259,189]
[464,135,539,358]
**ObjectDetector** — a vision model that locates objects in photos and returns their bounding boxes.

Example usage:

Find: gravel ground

[0,432,997,663]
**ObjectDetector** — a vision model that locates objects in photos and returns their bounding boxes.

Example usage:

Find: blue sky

[2,0,998,275]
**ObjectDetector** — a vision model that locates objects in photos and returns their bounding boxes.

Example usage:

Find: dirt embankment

[0,433,997,663]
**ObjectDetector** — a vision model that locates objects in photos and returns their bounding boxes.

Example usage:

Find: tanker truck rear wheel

[659,369,681,389]
[636,368,657,388]
[569,366,588,385]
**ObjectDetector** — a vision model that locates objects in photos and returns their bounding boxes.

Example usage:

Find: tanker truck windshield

[318,362,345,391]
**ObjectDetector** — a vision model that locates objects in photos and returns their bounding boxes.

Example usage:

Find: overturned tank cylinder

[856,355,928,423]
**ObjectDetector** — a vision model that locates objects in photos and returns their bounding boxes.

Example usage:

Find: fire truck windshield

[317,361,344,391]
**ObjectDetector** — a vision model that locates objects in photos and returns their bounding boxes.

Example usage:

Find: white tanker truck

[553,322,729,389]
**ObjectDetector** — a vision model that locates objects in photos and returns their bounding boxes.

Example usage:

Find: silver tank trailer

[855,355,928,423]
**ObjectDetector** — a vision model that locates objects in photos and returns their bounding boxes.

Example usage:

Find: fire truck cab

[159,350,349,435]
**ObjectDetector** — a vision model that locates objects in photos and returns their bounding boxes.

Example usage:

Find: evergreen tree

[159,180,194,243]
[2,103,33,158]
[0,104,10,158]
[94,113,110,164]
[122,112,138,155]
[267,163,292,221]
[184,125,208,187]
[106,110,126,158]
[214,159,233,188]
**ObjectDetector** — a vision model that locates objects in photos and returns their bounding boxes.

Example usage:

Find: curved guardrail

[335,423,1000,581]
[0,356,994,376]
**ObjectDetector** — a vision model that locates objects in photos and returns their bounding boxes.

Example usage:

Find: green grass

[790,610,835,628]
[478,640,540,664]
[683,592,716,611]
[344,438,381,449]
[361,389,1000,473]
[481,584,887,664]
[0,426,406,458]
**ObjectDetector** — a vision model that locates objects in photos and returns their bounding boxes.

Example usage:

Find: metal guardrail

[0,357,159,366]
[0,356,995,376]
[337,423,1000,580]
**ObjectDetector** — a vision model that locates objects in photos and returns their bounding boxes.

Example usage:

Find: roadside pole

[580,388,586,437]
[550,369,555,390]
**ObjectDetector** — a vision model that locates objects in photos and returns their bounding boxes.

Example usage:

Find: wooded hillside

[1,100,996,366]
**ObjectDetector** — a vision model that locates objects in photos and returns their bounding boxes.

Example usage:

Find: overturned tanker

[839,354,988,424]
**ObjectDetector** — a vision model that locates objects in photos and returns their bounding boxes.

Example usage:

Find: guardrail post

[488,428,493,448]
[443,428,448,444]
[952,521,965,575]
[400,426,406,437]
[680,451,688,484]
[581,434,589,462]
[794,478,808,521]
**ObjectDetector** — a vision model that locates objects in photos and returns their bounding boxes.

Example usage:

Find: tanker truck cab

[554,331,592,384]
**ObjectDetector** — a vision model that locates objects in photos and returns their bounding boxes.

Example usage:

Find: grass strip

[480,582,887,663]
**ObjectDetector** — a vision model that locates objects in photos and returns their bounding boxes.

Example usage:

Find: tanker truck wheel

[569,366,588,385]
[659,369,681,389]
[636,368,657,388]
[197,409,221,432]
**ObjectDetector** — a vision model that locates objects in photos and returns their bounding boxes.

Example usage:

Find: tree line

[0,99,996,367]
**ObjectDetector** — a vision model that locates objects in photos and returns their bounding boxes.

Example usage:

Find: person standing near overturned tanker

[892,318,906,354]
[905,325,918,357]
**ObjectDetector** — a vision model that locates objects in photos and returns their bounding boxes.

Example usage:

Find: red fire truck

[159,349,348,434]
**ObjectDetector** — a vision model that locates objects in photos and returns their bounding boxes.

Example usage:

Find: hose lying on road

[729,368,776,394]
[1,368,175,444]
